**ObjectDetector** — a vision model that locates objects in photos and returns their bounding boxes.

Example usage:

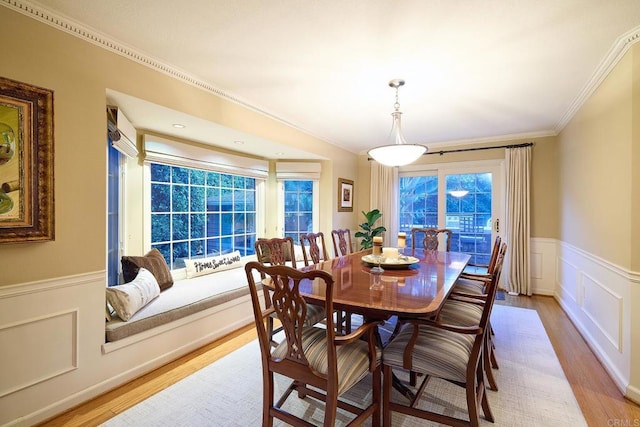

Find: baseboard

[626,384,640,406]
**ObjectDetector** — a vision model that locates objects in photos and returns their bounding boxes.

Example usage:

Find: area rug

[103,305,586,426]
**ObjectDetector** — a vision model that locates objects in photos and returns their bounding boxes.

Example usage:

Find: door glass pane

[399,175,438,248]
[446,173,492,264]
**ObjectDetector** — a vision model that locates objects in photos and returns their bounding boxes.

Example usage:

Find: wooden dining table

[299,248,471,324]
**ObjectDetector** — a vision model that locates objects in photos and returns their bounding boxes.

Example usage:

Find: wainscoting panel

[530,238,557,295]
[556,256,579,304]
[0,309,78,398]
[581,272,623,352]
[555,241,632,396]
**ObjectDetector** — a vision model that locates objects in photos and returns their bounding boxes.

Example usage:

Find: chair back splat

[300,231,330,266]
[410,227,452,251]
[331,228,353,257]
[244,262,382,426]
[255,236,297,269]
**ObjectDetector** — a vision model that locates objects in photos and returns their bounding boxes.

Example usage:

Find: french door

[398,161,502,264]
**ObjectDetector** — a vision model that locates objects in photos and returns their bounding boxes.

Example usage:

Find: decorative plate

[361,254,420,269]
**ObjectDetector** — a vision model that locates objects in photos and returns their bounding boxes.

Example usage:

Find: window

[283,180,314,242]
[107,107,138,286]
[106,143,122,286]
[275,162,321,242]
[150,163,257,269]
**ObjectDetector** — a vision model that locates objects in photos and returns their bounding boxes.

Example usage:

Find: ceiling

[19,0,640,159]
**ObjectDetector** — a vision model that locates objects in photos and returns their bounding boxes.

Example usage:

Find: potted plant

[354,209,387,250]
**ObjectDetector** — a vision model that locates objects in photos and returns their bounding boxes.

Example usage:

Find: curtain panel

[504,146,531,295]
[369,162,399,243]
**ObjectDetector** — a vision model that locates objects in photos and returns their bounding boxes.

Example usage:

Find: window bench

[105,262,258,343]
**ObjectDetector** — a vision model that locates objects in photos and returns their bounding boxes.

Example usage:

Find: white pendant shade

[368,144,427,167]
[368,80,427,167]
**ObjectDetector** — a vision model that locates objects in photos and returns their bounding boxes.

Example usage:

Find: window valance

[108,107,138,158]
[275,162,321,180]
[143,135,269,179]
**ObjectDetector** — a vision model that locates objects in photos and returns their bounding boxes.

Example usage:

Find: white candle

[397,232,406,248]
[382,247,399,259]
[372,236,383,256]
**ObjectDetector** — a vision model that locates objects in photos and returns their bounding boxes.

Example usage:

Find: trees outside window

[283,180,313,243]
[150,163,257,269]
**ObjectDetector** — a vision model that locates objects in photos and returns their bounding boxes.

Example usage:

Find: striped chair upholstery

[383,325,475,384]
[244,262,382,426]
[381,250,505,427]
[272,327,381,395]
[453,277,486,295]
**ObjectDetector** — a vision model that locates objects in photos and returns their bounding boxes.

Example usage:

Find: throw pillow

[122,248,174,291]
[184,250,242,279]
[106,268,160,321]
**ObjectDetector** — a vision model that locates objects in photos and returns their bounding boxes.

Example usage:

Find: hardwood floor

[40,295,640,426]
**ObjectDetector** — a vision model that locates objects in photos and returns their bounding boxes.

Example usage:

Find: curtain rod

[367,141,534,161]
[425,141,533,156]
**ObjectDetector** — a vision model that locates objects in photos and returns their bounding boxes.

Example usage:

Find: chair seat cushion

[437,299,484,327]
[453,277,485,295]
[273,327,381,394]
[383,324,475,384]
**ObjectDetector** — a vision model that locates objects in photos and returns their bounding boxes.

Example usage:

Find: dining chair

[331,228,353,257]
[254,237,326,348]
[410,227,452,251]
[300,231,354,334]
[381,251,505,427]
[299,231,330,265]
[460,235,502,278]
[300,231,351,333]
[436,242,507,391]
[244,261,382,427]
[452,236,505,303]
[331,228,357,333]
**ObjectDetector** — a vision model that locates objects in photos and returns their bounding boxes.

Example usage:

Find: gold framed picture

[337,178,353,212]
[0,77,54,243]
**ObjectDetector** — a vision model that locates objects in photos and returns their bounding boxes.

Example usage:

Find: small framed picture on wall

[338,178,354,212]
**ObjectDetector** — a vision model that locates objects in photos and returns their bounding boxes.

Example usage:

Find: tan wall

[557,47,634,268]
[558,42,640,397]
[0,7,358,286]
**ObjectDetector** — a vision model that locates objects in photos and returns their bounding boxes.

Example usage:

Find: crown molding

[4,0,640,152]
[555,25,640,133]
[1,0,332,145]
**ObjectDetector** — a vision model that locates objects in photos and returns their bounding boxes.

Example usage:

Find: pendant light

[368,79,427,167]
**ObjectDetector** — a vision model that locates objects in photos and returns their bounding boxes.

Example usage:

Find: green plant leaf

[357,209,387,250]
